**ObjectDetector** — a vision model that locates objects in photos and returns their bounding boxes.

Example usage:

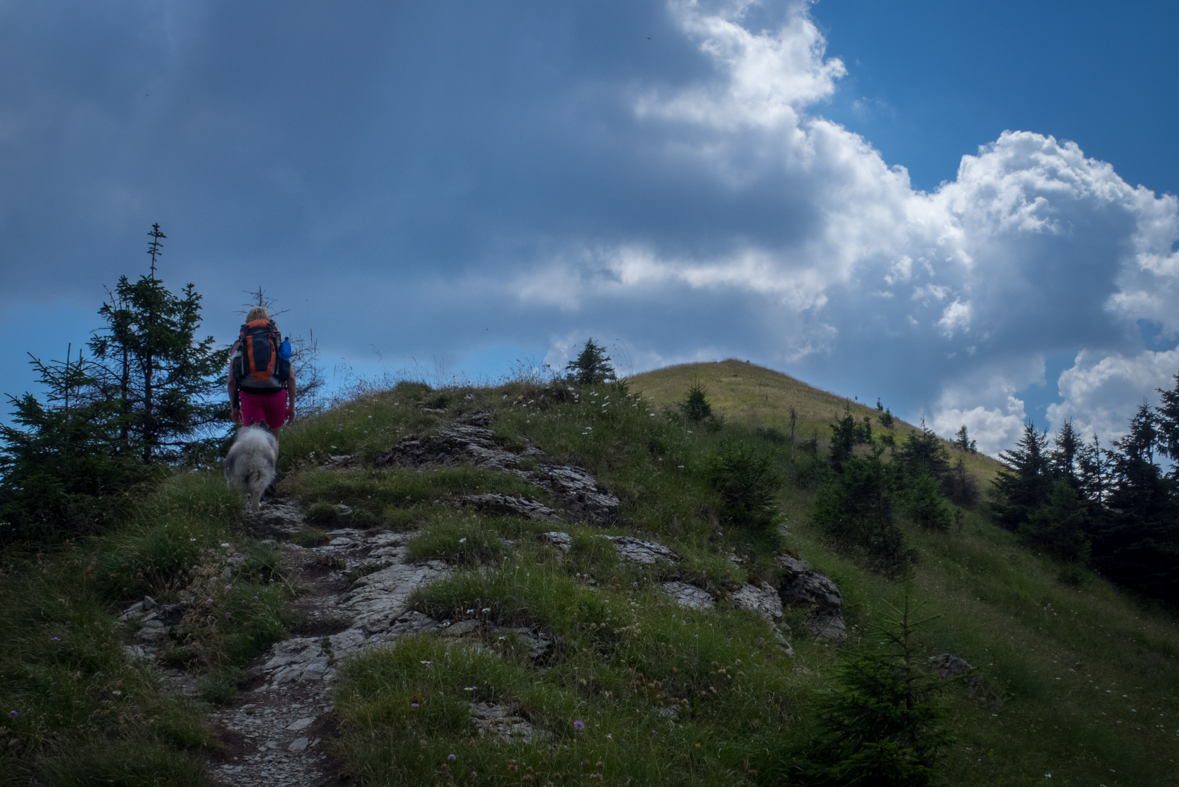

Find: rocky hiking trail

[118,411,854,786]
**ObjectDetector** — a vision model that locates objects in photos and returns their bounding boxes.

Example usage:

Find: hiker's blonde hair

[246,306,270,322]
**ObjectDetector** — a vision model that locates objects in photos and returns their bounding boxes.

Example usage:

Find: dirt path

[121,497,450,786]
[204,500,451,786]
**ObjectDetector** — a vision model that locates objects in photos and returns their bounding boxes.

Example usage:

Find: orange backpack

[234,319,290,387]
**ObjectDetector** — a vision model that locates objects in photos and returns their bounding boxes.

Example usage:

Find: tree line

[989,385,1179,603]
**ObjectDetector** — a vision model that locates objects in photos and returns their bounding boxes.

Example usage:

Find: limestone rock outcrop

[375,412,620,524]
[776,554,848,644]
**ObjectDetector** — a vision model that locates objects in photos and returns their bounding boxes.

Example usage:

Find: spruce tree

[1019,480,1091,565]
[807,596,950,786]
[679,377,713,424]
[955,424,970,452]
[1049,420,1081,488]
[88,226,228,463]
[564,338,616,386]
[989,422,1051,531]
[1157,371,1179,482]
[0,348,141,540]
[1090,405,1179,601]
[904,468,953,531]
[1076,434,1110,506]
[897,419,951,484]
[813,450,912,575]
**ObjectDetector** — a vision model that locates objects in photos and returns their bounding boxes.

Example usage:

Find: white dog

[224,425,278,511]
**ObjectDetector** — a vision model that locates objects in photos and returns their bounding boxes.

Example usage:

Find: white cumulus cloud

[1047,349,1179,442]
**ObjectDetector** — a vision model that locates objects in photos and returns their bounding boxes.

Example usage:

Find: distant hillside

[630,358,1003,486]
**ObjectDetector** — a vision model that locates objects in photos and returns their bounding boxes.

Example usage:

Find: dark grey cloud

[1,0,1177,455]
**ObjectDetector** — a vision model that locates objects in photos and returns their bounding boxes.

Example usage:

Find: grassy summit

[631,358,1002,485]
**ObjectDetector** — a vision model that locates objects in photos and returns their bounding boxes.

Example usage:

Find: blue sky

[2,0,1177,455]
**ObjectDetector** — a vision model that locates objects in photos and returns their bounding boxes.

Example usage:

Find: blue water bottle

[280,337,291,361]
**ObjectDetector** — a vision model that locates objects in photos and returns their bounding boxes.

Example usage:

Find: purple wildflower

[573,720,585,731]
[50,637,60,641]
[447,754,456,761]
[8,711,16,719]
[205,598,214,605]
[224,585,232,591]
[411,702,419,708]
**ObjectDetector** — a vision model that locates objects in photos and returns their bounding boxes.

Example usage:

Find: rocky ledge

[374,412,620,524]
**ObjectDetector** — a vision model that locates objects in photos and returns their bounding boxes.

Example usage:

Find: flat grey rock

[662,581,714,610]
[540,531,573,552]
[928,653,973,678]
[470,702,547,743]
[731,584,783,620]
[459,493,558,521]
[597,535,679,565]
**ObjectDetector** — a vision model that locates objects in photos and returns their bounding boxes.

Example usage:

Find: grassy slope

[281,371,1179,786]
[0,473,294,786]
[3,363,1176,786]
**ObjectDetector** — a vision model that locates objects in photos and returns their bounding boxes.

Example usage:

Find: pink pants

[240,389,287,430]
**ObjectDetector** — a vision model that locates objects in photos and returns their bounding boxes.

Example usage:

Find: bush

[943,457,979,508]
[813,453,913,576]
[1019,480,1091,565]
[679,378,714,424]
[904,469,953,532]
[805,596,951,786]
[706,440,782,542]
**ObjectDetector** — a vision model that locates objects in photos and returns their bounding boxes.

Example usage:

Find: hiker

[228,306,296,448]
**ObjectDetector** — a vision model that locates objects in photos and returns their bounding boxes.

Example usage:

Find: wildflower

[458,538,467,543]
[190,538,196,541]
[411,702,419,708]
[574,720,585,730]
[205,598,214,605]
[224,584,232,591]
[7,711,15,719]
[254,595,258,600]
[221,543,231,548]
[112,690,122,696]
[50,637,60,641]
[482,607,490,613]
[434,499,440,504]
[448,754,456,761]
